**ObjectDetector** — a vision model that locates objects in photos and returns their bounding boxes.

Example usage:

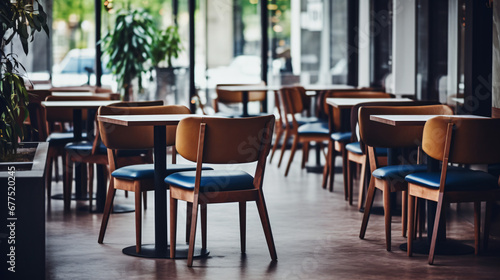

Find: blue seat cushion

[47,132,88,146]
[346,142,387,156]
[297,121,329,135]
[65,141,148,157]
[372,164,428,181]
[112,164,213,181]
[405,168,500,191]
[165,170,255,192]
[331,132,351,142]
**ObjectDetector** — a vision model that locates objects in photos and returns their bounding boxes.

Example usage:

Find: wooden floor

[46,152,500,279]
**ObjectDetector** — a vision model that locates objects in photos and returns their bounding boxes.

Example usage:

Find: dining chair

[214,82,267,117]
[97,105,212,253]
[358,104,453,251]
[281,86,328,176]
[271,86,318,165]
[321,91,390,197]
[406,116,500,264]
[44,95,111,200]
[25,90,51,142]
[63,100,164,211]
[166,115,277,266]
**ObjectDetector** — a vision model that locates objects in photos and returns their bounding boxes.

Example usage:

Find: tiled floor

[46,153,500,279]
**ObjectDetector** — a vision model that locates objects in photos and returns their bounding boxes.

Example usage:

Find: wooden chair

[63,100,164,211]
[214,82,267,117]
[25,90,51,141]
[97,105,211,253]
[44,95,111,200]
[321,91,390,197]
[406,116,500,264]
[358,105,453,251]
[166,115,277,266]
[281,87,329,176]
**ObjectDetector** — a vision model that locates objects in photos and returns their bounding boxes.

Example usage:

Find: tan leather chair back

[98,105,190,150]
[359,105,453,149]
[44,95,111,123]
[215,82,266,103]
[423,116,500,164]
[176,115,275,164]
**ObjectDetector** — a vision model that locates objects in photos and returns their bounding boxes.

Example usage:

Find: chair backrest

[108,100,164,107]
[27,90,52,141]
[350,100,443,143]
[423,116,500,165]
[280,86,304,115]
[359,104,453,149]
[44,95,111,123]
[98,105,190,150]
[176,115,275,164]
[215,81,266,103]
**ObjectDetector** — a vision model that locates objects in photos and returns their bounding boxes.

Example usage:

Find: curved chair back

[108,100,164,107]
[98,105,190,150]
[350,100,442,143]
[423,116,500,165]
[281,86,304,115]
[359,104,453,149]
[215,81,266,103]
[176,115,275,164]
[44,95,111,123]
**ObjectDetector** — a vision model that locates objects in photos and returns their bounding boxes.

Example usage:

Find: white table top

[451,97,464,104]
[41,100,117,108]
[326,98,412,109]
[97,114,206,126]
[370,114,488,126]
[51,92,94,96]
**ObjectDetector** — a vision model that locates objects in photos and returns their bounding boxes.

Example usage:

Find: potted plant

[1,1,49,279]
[151,25,184,103]
[101,9,156,101]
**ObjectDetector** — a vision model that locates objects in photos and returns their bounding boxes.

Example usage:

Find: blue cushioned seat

[345,142,387,156]
[405,168,500,191]
[297,121,329,135]
[372,164,428,181]
[47,132,88,146]
[331,131,352,142]
[164,170,255,192]
[112,164,213,181]
[65,141,148,157]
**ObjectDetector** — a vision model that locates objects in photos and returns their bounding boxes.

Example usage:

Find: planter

[0,142,48,280]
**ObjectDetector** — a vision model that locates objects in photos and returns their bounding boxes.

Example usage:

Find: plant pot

[0,142,48,280]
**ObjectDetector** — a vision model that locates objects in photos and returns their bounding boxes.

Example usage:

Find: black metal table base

[305,165,324,173]
[122,244,210,259]
[78,204,135,214]
[399,238,474,255]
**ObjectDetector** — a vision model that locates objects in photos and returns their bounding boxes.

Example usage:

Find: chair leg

[63,153,73,212]
[55,154,60,182]
[321,142,331,190]
[170,196,178,258]
[187,200,199,267]
[359,177,376,239]
[407,193,415,257]
[201,203,207,251]
[186,202,192,243]
[301,142,310,169]
[88,163,94,212]
[383,185,392,251]
[347,160,354,205]
[239,201,246,254]
[45,153,53,200]
[255,193,277,260]
[98,179,116,244]
[474,201,481,255]
[341,148,348,200]
[277,129,290,168]
[143,192,147,210]
[484,200,493,251]
[428,194,445,264]
[284,136,299,177]
[357,156,368,211]
[270,127,283,163]
[135,189,142,253]
[402,190,408,238]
